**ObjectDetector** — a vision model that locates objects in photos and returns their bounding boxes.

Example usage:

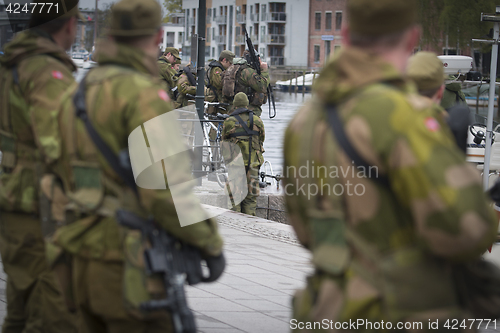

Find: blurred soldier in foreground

[222,93,265,216]
[158,46,181,100]
[283,0,497,330]
[407,51,471,153]
[0,1,83,332]
[48,0,224,331]
[222,51,270,117]
[206,50,235,114]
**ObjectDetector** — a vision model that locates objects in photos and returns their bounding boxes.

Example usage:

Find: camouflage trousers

[227,165,260,216]
[0,212,77,333]
[72,256,173,333]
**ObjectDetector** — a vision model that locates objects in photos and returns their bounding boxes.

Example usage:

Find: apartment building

[160,13,185,52]
[182,0,309,67]
[308,0,346,68]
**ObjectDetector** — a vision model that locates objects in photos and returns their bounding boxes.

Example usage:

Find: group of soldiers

[156,44,269,216]
[0,0,499,332]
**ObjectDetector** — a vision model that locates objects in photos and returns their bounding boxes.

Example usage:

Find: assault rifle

[242,26,277,119]
[116,209,200,333]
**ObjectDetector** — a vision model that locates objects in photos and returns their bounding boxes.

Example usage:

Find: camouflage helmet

[233,92,249,108]
[347,0,418,36]
[407,51,445,92]
[174,58,181,65]
[219,50,235,62]
[164,47,181,60]
[108,0,162,36]
[29,0,86,28]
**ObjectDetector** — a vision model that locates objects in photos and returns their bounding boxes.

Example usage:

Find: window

[236,6,241,15]
[178,32,183,44]
[261,26,266,36]
[325,40,331,60]
[206,28,211,42]
[235,46,241,56]
[260,47,266,58]
[250,5,253,14]
[236,26,241,36]
[208,8,212,17]
[212,27,215,39]
[213,8,216,18]
[315,12,321,30]
[325,12,332,30]
[335,12,342,30]
[314,45,320,63]
[212,47,215,58]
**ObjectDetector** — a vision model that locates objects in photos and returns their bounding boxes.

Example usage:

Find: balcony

[251,35,258,44]
[250,13,260,22]
[235,35,245,44]
[214,35,226,44]
[215,15,228,24]
[262,13,286,22]
[206,15,211,24]
[270,56,285,66]
[264,34,286,44]
[236,13,246,23]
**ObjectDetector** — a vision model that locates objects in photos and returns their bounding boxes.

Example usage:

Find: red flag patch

[424,117,440,132]
[52,70,63,80]
[158,89,169,102]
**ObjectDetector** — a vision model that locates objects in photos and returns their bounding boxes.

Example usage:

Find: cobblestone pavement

[0,207,499,332]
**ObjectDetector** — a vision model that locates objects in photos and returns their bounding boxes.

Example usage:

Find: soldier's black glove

[202,253,226,283]
[488,179,500,207]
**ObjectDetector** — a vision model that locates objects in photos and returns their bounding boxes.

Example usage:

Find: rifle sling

[73,73,139,196]
[325,104,390,188]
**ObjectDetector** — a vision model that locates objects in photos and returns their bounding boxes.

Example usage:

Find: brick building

[307,0,346,68]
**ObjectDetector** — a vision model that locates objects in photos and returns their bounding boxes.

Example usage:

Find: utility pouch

[122,228,166,319]
[250,92,267,106]
[0,129,16,170]
[39,174,69,237]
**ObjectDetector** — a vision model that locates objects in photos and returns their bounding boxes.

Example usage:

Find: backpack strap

[73,73,138,195]
[325,104,390,188]
[227,109,259,171]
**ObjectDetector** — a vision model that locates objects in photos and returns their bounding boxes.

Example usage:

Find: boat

[275,73,318,92]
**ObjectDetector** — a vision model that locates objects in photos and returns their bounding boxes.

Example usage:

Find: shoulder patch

[424,117,440,132]
[158,89,170,102]
[52,70,63,80]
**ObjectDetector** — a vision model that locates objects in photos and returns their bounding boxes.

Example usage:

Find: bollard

[302,70,306,97]
[295,71,298,94]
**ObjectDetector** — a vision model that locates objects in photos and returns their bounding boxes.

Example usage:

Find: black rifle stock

[116,209,201,333]
[242,27,277,118]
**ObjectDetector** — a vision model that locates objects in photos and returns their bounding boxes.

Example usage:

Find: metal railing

[251,34,259,44]
[236,14,246,23]
[270,56,285,66]
[235,35,245,44]
[214,35,226,44]
[188,17,195,25]
[262,13,286,22]
[215,15,228,24]
[264,34,285,44]
[250,13,260,22]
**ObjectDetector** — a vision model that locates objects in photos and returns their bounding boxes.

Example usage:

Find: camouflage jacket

[441,82,467,110]
[222,108,265,168]
[284,47,497,326]
[157,56,177,98]
[0,29,76,214]
[176,67,197,107]
[223,64,270,117]
[51,41,223,261]
[207,60,225,101]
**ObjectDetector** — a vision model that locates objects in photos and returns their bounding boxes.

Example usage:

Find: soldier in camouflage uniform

[222,51,270,117]
[176,64,197,107]
[0,2,84,332]
[206,50,235,114]
[441,77,468,111]
[408,52,471,153]
[222,92,265,215]
[48,0,224,332]
[158,46,180,100]
[283,0,497,331]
